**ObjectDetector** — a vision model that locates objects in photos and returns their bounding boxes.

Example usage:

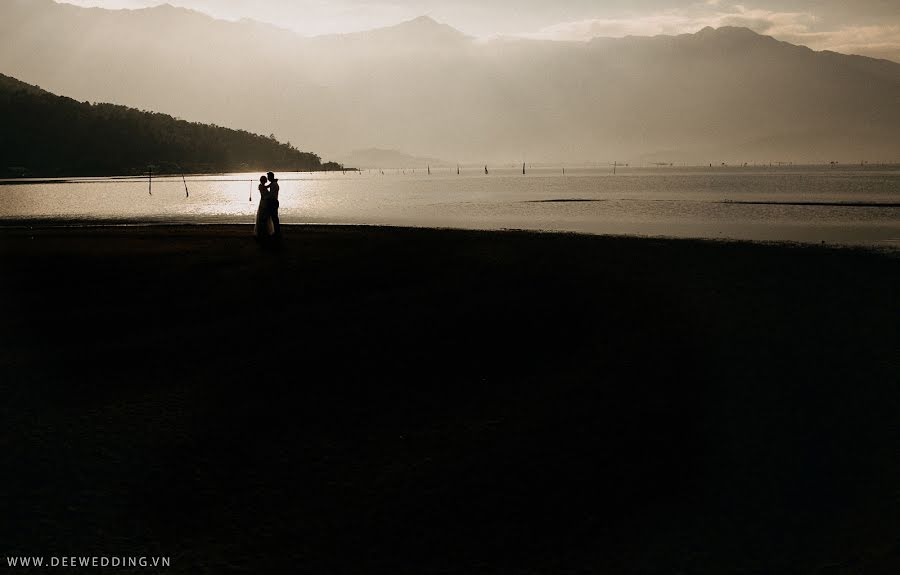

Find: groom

[266,172,281,242]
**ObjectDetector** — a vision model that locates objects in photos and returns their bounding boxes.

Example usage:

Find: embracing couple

[254,171,281,246]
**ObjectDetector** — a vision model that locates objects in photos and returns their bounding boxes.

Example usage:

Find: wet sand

[1,224,898,573]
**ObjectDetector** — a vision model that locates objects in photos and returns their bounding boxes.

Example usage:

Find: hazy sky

[58,0,900,61]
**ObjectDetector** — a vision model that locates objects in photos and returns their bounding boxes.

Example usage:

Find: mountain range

[1,0,898,164]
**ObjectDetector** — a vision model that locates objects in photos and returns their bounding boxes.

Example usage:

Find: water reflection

[1,167,898,248]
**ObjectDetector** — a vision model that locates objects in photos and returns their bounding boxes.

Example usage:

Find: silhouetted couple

[254,171,281,246]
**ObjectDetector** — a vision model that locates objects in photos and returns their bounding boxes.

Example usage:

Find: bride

[254,175,275,243]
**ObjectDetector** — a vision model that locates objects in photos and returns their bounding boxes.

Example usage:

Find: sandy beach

[1,224,897,573]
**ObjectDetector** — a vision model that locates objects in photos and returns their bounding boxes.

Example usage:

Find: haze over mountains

[337,149,447,170]
[2,0,898,164]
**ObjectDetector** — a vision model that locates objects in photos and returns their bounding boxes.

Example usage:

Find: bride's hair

[259,176,267,184]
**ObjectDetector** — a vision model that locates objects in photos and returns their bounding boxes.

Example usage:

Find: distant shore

[0,166,358,180]
[1,224,897,573]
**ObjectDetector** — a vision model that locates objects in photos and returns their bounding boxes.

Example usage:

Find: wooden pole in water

[148,165,152,195]
[249,179,253,202]
[182,171,189,198]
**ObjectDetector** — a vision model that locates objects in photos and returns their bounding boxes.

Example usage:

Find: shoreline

[2,220,898,254]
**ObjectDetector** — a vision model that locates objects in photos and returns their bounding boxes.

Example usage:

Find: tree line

[0,74,343,177]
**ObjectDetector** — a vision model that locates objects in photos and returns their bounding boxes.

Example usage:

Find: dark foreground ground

[0,225,898,574]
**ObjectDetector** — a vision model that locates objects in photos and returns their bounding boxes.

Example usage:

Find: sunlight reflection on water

[1,167,899,247]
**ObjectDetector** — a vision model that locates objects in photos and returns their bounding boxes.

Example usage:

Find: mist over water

[2,166,899,248]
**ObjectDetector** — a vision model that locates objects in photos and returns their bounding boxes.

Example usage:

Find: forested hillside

[0,74,342,177]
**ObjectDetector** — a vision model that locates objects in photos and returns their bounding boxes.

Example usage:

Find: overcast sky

[61,0,900,61]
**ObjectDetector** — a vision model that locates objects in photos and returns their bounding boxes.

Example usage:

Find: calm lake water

[2,166,899,248]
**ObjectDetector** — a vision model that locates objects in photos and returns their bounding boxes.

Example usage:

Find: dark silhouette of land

[1,225,897,573]
[0,74,343,177]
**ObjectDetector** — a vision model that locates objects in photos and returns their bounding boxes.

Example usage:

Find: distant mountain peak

[693,26,765,39]
[382,15,469,40]
[397,15,448,29]
[311,14,469,43]
[141,2,206,17]
[407,15,440,26]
